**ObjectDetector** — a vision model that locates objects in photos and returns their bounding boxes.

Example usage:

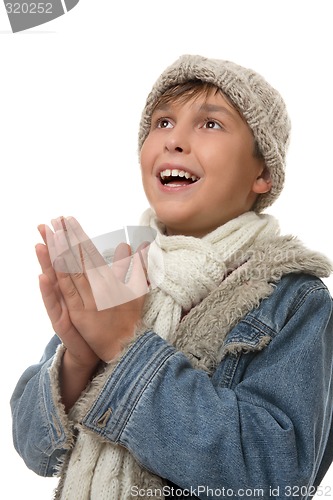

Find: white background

[1,1,332,498]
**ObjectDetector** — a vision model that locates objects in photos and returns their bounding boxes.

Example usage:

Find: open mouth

[159,168,200,186]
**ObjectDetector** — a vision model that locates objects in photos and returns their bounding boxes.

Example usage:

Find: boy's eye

[157,118,173,129]
[203,119,222,130]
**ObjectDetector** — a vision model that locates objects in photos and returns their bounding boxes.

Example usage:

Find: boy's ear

[252,167,272,194]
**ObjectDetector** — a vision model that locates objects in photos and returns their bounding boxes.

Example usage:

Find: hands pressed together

[35,216,149,410]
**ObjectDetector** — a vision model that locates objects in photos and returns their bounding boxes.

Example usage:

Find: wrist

[103,325,137,363]
[62,349,100,378]
[60,350,101,412]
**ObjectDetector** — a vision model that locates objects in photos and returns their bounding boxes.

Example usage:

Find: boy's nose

[164,127,191,154]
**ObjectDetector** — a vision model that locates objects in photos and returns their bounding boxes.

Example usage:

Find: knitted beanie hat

[138,54,291,212]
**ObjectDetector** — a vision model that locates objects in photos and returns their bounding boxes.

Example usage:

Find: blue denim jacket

[11,273,333,499]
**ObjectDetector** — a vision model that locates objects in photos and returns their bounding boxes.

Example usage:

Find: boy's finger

[36,243,50,270]
[35,243,58,285]
[112,242,131,282]
[136,241,150,279]
[50,217,88,275]
[38,273,64,327]
[127,249,150,298]
[44,224,61,267]
[54,258,86,310]
[51,217,64,232]
[49,216,83,273]
[37,224,47,245]
[54,252,99,311]
[65,217,106,270]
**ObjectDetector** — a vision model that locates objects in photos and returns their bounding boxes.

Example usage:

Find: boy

[11,55,333,499]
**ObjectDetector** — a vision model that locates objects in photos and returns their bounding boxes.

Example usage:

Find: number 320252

[5,3,53,14]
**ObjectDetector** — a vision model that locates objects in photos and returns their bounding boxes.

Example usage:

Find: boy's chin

[161,213,244,237]
[157,217,196,237]
[160,218,210,238]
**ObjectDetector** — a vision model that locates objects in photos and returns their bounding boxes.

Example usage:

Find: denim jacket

[11,273,333,499]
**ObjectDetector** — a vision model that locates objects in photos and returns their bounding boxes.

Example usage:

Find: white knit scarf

[57,210,280,500]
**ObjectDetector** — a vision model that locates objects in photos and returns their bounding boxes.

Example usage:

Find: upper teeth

[160,169,199,182]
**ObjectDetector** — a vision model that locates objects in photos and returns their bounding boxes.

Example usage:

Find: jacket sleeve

[77,279,333,499]
[10,335,74,476]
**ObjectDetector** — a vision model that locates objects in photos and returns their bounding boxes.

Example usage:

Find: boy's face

[140,89,271,237]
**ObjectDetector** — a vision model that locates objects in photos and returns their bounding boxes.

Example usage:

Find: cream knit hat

[138,54,291,212]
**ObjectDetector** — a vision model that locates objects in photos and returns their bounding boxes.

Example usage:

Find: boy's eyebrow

[152,103,172,113]
[197,103,237,119]
[152,102,237,120]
